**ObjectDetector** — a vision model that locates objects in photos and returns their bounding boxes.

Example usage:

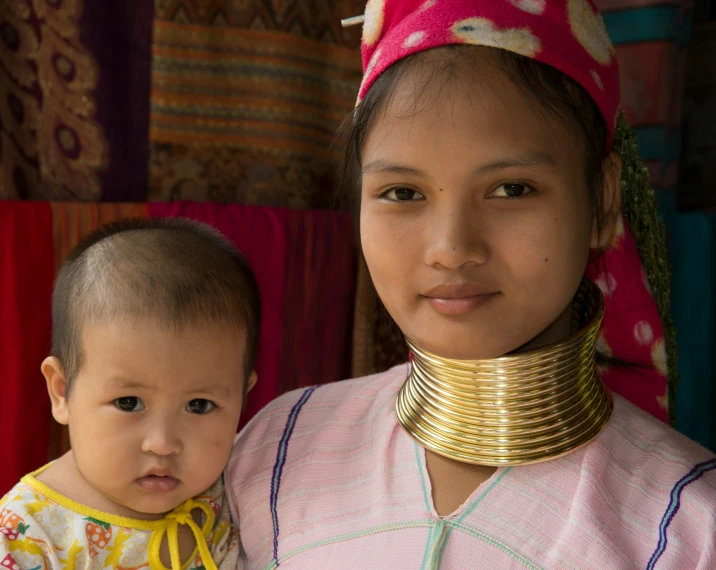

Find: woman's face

[360,52,605,360]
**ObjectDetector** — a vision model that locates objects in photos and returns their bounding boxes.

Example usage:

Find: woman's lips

[425,294,497,315]
[422,283,499,316]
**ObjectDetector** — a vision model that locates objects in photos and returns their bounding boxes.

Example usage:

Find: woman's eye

[186,399,216,415]
[381,187,425,202]
[490,183,533,199]
[114,397,144,412]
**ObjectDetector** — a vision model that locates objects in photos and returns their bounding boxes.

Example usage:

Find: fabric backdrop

[1,0,714,477]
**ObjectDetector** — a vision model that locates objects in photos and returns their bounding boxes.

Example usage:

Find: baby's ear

[591,151,623,250]
[42,357,70,425]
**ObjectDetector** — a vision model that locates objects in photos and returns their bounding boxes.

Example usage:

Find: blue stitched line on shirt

[646,458,716,570]
[436,468,511,567]
[269,385,318,566]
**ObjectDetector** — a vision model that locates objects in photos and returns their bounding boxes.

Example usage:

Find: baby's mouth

[137,473,180,492]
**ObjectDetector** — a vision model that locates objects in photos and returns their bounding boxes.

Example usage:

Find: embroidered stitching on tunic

[266,520,434,570]
[647,458,716,569]
[436,468,512,566]
[269,385,319,565]
[446,522,544,570]
[415,443,433,514]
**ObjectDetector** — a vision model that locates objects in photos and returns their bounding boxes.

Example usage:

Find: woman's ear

[591,151,623,249]
[246,370,258,393]
[42,357,70,425]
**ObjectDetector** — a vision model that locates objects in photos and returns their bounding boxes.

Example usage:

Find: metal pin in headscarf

[341,14,365,27]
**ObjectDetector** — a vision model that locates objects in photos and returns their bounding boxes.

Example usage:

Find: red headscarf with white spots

[359,0,620,147]
[357,0,670,422]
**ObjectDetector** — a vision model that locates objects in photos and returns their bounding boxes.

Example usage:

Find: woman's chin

[407,333,520,361]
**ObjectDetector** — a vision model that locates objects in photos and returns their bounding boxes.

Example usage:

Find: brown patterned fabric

[147,0,364,208]
[153,0,364,47]
[0,0,108,200]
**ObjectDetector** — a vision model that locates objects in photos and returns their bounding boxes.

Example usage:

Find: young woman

[227,1,716,568]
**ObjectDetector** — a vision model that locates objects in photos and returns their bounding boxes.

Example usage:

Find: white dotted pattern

[595,273,617,297]
[363,0,386,47]
[508,0,546,15]
[452,18,541,58]
[403,31,427,49]
[633,321,654,346]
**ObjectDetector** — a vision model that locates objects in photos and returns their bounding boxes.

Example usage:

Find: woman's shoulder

[593,395,715,551]
[468,397,715,569]
[608,394,715,470]
[566,395,716,566]
[607,395,716,502]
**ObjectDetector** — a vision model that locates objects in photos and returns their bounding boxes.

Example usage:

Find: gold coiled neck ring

[396,279,613,466]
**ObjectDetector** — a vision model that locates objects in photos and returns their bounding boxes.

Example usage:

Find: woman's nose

[423,200,490,270]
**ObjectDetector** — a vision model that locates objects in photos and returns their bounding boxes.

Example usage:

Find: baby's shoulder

[0,479,64,568]
[1,478,59,531]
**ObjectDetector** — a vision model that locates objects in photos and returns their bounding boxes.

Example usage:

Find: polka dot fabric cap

[359,0,621,148]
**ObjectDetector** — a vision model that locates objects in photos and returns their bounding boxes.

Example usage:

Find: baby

[0,218,260,570]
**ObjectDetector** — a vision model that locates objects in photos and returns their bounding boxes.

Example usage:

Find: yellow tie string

[148,499,218,570]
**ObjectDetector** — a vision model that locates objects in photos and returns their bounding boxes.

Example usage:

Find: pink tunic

[227,365,716,569]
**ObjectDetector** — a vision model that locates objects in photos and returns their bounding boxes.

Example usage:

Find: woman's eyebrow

[472,151,557,175]
[362,152,557,177]
[362,160,425,176]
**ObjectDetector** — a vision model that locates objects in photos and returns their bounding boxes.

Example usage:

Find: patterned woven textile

[0,0,152,201]
[0,200,355,495]
[147,1,364,207]
[0,1,363,204]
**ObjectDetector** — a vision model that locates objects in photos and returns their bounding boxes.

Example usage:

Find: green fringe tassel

[614,113,679,424]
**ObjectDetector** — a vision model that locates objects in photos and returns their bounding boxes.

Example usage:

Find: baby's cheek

[199,425,236,456]
[189,432,234,484]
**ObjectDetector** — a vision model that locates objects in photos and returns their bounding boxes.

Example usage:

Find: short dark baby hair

[51,218,261,394]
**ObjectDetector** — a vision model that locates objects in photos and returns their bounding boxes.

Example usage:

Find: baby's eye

[186,399,216,415]
[490,183,534,199]
[114,397,145,412]
[381,187,426,202]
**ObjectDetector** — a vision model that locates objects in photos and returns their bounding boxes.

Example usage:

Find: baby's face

[65,319,248,517]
